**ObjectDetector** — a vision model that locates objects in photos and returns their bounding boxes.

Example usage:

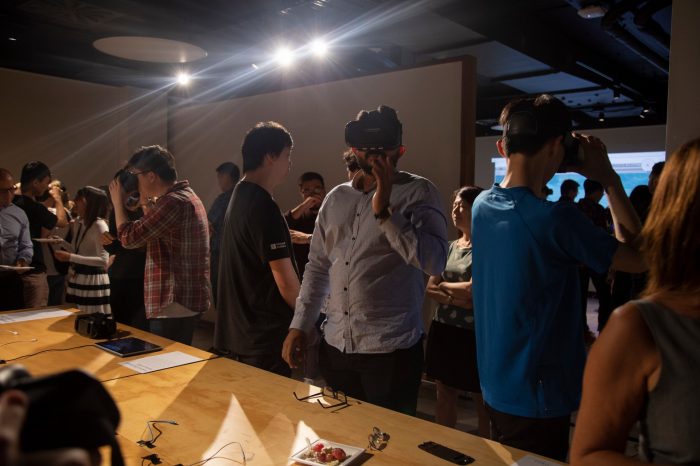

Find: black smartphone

[418,441,475,465]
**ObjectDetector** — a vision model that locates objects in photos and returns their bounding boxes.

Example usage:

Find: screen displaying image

[491,151,665,207]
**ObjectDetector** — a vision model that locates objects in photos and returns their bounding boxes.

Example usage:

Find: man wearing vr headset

[471,95,647,460]
[282,105,448,415]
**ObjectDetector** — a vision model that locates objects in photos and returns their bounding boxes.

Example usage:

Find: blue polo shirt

[472,185,617,418]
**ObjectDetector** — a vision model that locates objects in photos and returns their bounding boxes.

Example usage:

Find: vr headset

[116,169,140,209]
[504,111,584,172]
[0,367,124,466]
[75,313,117,339]
[344,110,402,151]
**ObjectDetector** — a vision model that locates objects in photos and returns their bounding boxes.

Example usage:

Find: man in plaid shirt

[109,145,210,344]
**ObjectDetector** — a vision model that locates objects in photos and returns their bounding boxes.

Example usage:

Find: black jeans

[579,267,613,332]
[486,403,571,462]
[319,337,424,416]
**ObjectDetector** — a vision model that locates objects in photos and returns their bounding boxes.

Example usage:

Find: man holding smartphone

[471,95,647,460]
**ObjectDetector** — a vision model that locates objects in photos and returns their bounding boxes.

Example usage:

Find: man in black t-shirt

[214,122,300,377]
[13,161,68,308]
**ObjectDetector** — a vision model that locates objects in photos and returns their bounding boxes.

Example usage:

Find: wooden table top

[0,307,214,381]
[1,307,564,465]
[106,358,564,466]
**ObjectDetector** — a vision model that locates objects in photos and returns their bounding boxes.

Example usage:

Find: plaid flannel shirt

[118,181,210,318]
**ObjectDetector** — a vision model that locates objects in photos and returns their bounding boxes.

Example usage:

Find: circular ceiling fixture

[93,36,207,63]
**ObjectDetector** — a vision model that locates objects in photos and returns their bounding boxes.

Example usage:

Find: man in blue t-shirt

[472,94,647,461]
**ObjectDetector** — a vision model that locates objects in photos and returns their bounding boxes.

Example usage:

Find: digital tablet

[95,337,162,357]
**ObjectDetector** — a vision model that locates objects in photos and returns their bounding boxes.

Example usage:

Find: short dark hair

[77,186,110,230]
[20,161,51,186]
[216,162,241,184]
[128,145,177,182]
[650,161,665,178]
[583,179,604,196]
[560,179,580,196]
[343,149,360,173]
[298,172,324,187]
[454,185,484,206]
[499,94,571,157]
[241,122,293,172]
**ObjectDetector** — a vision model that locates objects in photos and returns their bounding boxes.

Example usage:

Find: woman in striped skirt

[54,186,111,314]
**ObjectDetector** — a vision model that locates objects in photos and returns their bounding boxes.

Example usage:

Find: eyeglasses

[293,386,350,412]
[301,187,324,196]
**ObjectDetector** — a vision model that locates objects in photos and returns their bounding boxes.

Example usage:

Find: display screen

[491,151,665,207]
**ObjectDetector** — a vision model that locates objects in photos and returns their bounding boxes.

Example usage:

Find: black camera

[345,109,402,150]
[75,313,117,339]
[0,368,124,466]
[116,169,140,209]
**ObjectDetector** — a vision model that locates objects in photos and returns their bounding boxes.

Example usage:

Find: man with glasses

[0,168,33,310]
[12,161,68,308]
[285,171,326,277]
[109,145,210,345]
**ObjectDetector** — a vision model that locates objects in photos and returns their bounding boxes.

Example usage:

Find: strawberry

[332,448,347,461]
[317,452,327,462]
[312,442,325,452]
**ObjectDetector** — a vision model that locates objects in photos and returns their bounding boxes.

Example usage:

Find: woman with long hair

[571,138,700,465]
[54,186,111,314]
[425,186,489,436]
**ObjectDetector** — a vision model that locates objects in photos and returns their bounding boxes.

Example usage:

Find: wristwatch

[374,205,392,221]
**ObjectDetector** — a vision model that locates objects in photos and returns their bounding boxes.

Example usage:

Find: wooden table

[1,308,565,465]
[0,307,214,380]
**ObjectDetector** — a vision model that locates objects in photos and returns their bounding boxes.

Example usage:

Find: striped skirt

[66,264,111,314]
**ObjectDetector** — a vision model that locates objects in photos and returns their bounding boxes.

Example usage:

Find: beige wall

[0,68,168,193]
[169,61,466,215]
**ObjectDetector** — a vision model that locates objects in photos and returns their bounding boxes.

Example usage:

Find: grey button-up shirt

[290,171,448,354]
[0,203,33,266]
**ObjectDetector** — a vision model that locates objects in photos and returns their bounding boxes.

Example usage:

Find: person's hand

[291,196,322,219]
[371,153,394,215]
[12,259,30,274]
[282,328,307,369]
[289,230,312,245]
[572,134,618,187]
[0,390,96,466]
[48,185,63,205]
[53,250,71,263]
[108,179,122,210]
[100,231,116,246]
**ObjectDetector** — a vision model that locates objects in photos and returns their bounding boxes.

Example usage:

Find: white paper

[120,351,202,373]
[512,456,562,466]
[0,308,72,324]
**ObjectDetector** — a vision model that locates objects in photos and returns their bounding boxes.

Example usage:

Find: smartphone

[95,337,162,357]
[418,441,475,465]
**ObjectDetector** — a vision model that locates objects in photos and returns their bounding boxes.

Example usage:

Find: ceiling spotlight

[639,110,646,119]
[642,105,651,114]
[274,47,294,67]
[310,39,328,57]
[251,63,259,70]
[8,37,17,41]
[612,89,620,102]
[176,72,191,86]
[598,111,605,123]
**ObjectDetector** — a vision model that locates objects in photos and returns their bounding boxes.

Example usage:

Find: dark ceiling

[1,0,671,134]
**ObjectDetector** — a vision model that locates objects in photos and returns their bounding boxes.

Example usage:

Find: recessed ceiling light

[94,37,207,63]
[176,73,191,86]
[8,37,17,41]
[310,39,328,57]
[251,63,259,70]
[578,5,608,19]
[275,47,294,67]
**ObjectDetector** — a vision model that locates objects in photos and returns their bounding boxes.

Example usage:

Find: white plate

[0,265,34,271]
[290,439,364,466]
[32,237,64,244]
